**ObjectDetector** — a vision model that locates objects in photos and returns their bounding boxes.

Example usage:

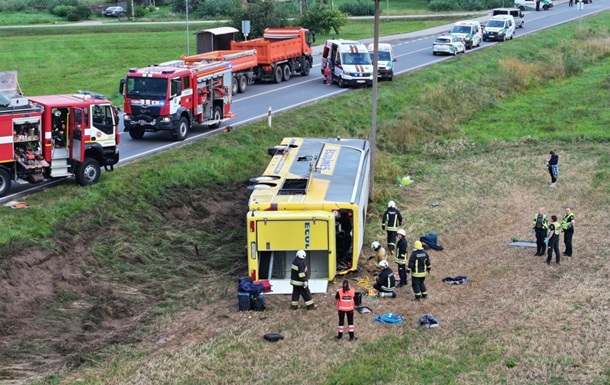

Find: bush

[428,0,504,11]
[51,4,74,17]
[298,6,347,35]
[339,0,374,16]
[65,4,91,21]
[134,5,147,18]
[427,0,459,11]
[229,0,288,39]
[0,0,28,12]
[194,0,228,18]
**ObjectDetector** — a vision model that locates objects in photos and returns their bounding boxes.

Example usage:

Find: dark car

[103,6,125,17]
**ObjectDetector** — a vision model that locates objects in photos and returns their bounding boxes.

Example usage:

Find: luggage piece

[255,279,272,293]
[251,293,266,311]
[238,292,252,311]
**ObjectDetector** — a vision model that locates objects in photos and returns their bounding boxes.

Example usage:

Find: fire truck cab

[0,71,120,197]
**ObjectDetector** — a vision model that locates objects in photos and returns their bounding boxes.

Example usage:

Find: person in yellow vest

[381,200,403,255]
[562,207,575,256]
[395,229,408,287]
[407,241,431,301]
[334,279,356,341]
[533,207,548,256]
[546,215,561,265]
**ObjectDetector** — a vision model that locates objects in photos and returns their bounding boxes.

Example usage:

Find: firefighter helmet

[379,260,389,268]
[414,241,424,250]
[388,200,396,208]
[397,229,406,237]
[296,250,307,259]
[371,241,380,250]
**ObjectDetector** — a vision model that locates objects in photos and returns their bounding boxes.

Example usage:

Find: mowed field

[0,11,609,385]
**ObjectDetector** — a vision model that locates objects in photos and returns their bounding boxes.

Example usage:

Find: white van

[322,39,374,88]
[492,8,525,28]
[514,0,553,10]
[483,15,516,42]
[367,43,396,81]
[449,20,483,49]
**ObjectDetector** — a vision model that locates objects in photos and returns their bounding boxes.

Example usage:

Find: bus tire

[211,105,222,128]
[238,75,248,93]
[282,64,291,81]
[0,168,11,197]
[129,126,145,139]
[75,158,100,186]
[274,66,283,83]
[172,117,188,141]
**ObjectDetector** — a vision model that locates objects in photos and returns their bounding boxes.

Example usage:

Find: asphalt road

[2,1,607,204]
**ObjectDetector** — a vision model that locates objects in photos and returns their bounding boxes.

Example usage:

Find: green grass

[2,11,610,385]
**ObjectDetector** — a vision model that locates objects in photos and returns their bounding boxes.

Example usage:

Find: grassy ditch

[0,12,609,385]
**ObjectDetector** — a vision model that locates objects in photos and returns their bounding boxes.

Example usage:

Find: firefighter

[370,241,387,268]
[533,207,548,256]
[373,260,395,294]
[562,207,575,257]
[290,250,317,310]
[407,241,431,301]
[382,200,403,255]
[52,121,66,148]
[546,215,561,265]
[335,279,356,341]
[395,229,408,287]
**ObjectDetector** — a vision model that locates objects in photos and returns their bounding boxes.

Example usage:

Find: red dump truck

[182,27,315,94]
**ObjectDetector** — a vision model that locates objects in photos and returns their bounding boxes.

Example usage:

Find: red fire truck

[0,71,120,198]
[119,59,235,141]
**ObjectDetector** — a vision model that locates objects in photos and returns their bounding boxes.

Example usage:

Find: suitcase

[254,279,272,293]
[238,292,252,311]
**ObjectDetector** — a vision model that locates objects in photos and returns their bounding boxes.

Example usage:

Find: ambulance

[321,40,374,88]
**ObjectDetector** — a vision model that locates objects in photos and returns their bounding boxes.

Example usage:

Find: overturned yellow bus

[246,137,371,294]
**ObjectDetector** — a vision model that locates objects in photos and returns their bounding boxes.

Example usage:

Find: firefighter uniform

[373,262,396,293]
[395,233,408,287]
[382,204,403,255]
[335,284,356,340]
[290,251,316,310]
[546,221,561,265]
[533,212,548,256]
[407,241,431,301]
[562,210,575,256]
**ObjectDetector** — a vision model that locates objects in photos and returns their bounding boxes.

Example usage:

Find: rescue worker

[335,279,356,341]
[290,250,317,310]
[546,215,561,265]
[381,200,403,255]
[52,121,66,148]
[533,207,548,256]
[373,260,396,294]
[407,241,431,301]
[370,241,387,268]
[562,207,575,256]
[395,229,408,287]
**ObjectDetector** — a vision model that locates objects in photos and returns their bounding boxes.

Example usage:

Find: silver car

[103,6,125,17]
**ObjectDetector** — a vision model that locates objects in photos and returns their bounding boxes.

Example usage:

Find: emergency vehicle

[246,137,371,294]
[0,71,120,197]
[119,59,235,141]
[321,40,374,88]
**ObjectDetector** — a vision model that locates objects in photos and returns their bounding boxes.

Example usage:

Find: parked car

[432,35,466,56]
[103,6,125,17]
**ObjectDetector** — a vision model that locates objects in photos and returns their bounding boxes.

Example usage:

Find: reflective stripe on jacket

[382,208,403,231]
[549,222,561,237]
[562,213,574,230]
[533,213,548,229]
[408,250,431,278]
[290,257,308,286]
[395,237,408,264]
[336,288,355,312]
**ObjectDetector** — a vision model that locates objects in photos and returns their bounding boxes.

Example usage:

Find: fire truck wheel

[76,158,100,186]
[173,117,189,141]
[301,60,311,76]
[238,75,248,93]
[0,168,11,197]
[129,126,145,139]
[210,106,222,129]
[232,76,239,95]
[282,65,291,82]
[274,66,283,84]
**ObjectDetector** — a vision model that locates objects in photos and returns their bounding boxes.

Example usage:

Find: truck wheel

[338,78,346,88]
[129,126,145,139]
[210,105,222,129]
[173,117,188,141]
[274,66,283,84]
[232,76,239,95]
[0,168,11,197]
[282,64,291,81]
[238,75,248,93]
[301,60,310,76]
[75,158,100,186]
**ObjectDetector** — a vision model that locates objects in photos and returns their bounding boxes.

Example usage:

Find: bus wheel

[238,75,248,93]
[282,64,291,81]
[274,66,283,83]
[129,126,145,139]
[76,158,100,186]
[0,168,11,197]
[211,106,222,129]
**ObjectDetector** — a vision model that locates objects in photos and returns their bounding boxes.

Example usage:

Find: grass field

[1,10,609,385]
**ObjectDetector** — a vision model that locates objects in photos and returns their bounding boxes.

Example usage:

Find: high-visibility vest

[533,213,548,229]
[550,222,561,236]
[336,288,355,312]
[562,213,574,230]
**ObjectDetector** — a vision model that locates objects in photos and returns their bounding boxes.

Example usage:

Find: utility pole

[369,0,380,199]
[186,0,190,56]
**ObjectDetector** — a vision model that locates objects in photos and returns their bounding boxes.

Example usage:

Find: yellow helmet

[414,241,424,250]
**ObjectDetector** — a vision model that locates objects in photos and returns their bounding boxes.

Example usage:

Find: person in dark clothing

[290,250,317,310]
[382,200,403,256]
[546,215,561,265]
[533,207,548,256]
[335,279,356,341]
[562,207,575,256]
[373,260,396,293]
[395,229,408,287]
[407,241,431,301]
[547,150,559,187]
[536,0,541,10]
